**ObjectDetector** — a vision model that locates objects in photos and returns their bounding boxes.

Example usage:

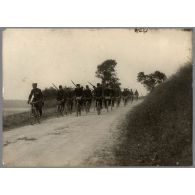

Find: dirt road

[3,100,142,167]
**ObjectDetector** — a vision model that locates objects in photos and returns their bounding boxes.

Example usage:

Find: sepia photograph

[2,28,193,167]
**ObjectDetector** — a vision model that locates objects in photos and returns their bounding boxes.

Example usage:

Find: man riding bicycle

[66,87,74,114]
[94,83,103,109]
[114,86,121,107]
[122,88,129,106]
[28,83,43,117]
[83,85,93,112]
[56,85,65,115]
[130,89,134,102]
[103,84,111,110]
[134,89,139,100]
[110,85,115,108]
[74,84,83,116]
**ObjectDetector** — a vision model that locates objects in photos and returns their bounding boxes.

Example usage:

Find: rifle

[88,82,96,88]
[71,80,76,87]
[52,83,58,90]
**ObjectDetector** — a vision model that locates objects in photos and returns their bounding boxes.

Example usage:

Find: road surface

[3,100,142,167]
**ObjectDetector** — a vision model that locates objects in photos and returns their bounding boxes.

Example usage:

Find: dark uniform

[74,88,83,97]
[56,89,65,108]
[103,86,111,107]
[134,90,139,100]
[57,89,64,101]
[122,89,128,105]
[83,88,92,103]
[110,87,115,107]
[122,90,128,97]
[130,89,134,102]
[83,88,92,99]
[83,88,93,111]
[74,87,83,106]
[104,87,111,97]
[114,88,121,106]
[114,88,121,97]
[94,86,103,108]
[28,88,43,116]
[66,88,74,113]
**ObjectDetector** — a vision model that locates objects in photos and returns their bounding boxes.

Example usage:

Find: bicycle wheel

[111,99,113,110]
[57,105,60,117]
[60,105,64,116]
[97,101,101,115]
[35,110,41,124]
[76,102,79,116]
[124,98,127,106]
[106,100,109,112]
[78,103,81,116]
[85,101,89,113]
[76,101,81,116]
[67,100,72,114]
[29,109,35,125]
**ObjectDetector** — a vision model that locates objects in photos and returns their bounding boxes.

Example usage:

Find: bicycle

[134,94,139,101]
[110,97,115,110]
[130,95,134,103]
[123,96,128,106]
[93,97,96,111]
[29,101,41,125]
[75,96,82,116]
[57,100,65,117]
[84,98,91,114]
[96,97,102,115]
[115,96,121,107]
[66,98,73,114]
[104,96,110,112]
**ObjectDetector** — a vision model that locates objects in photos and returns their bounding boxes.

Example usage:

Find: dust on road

[3,100,142,167]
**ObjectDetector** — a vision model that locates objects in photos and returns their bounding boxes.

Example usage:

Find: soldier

[134,89,139,100]
[83,85,93,113]
[28,83,44,117]
[56,85,65,115]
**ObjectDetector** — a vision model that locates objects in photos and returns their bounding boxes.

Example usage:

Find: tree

[95,59,121,87]
[137,70,167,92]
[42,87,57,100]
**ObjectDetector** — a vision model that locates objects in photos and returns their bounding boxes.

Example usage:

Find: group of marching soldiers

[28,82,139,117]
[55,82,139,116]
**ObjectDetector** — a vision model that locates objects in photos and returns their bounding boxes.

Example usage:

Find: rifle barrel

[52,83,58,90]
[88,82,95,88]
[71,80,76,87]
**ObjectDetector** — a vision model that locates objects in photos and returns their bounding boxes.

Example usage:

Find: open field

[3,100,29,116]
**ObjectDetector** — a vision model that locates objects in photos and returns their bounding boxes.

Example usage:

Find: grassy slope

[114,64,192,166]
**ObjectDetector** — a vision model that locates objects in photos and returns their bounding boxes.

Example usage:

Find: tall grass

[114,64,192,166]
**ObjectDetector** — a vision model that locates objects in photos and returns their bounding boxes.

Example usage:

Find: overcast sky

[3,28,192,100]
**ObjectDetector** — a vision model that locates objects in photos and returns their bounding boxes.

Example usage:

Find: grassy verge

[3,107,57,131]
[114,64,192,166]
[3,99,60,131]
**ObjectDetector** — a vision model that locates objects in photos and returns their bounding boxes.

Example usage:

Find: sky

[3,28,192,100]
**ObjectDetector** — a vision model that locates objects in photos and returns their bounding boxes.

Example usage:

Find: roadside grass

[114,64,192,166]
[3,99,61,131]
[3,107,56,131]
